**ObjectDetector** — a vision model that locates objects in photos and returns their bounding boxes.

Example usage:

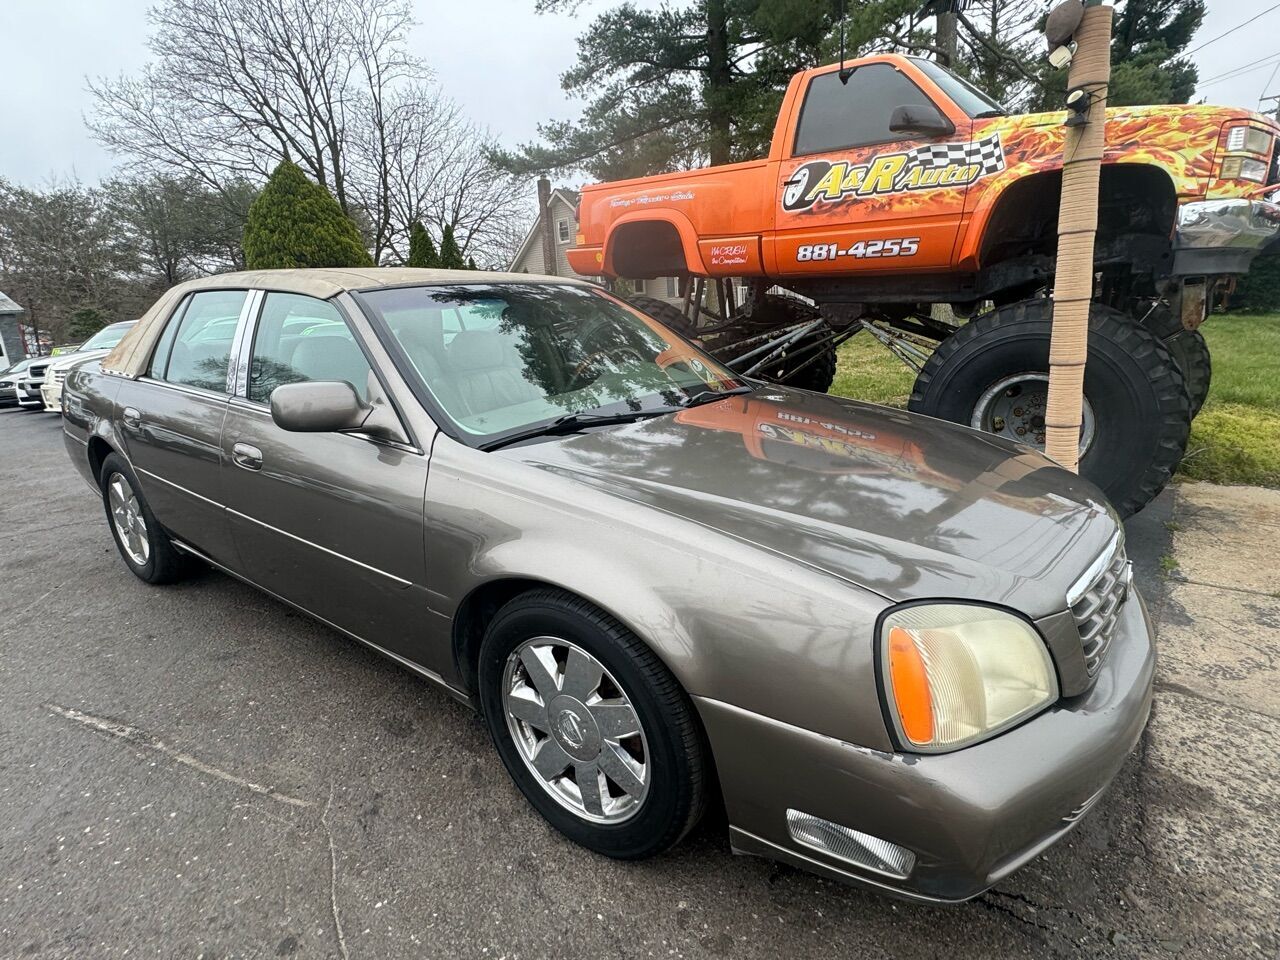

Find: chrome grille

[1067,533,1131,677]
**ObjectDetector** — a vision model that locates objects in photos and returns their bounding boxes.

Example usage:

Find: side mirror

[889,104,955,138]
[270,381,369,433]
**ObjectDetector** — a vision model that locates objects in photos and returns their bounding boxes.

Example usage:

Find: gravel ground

[1,407,1275,959]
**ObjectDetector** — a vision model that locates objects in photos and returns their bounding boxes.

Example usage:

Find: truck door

[772,62,984,276]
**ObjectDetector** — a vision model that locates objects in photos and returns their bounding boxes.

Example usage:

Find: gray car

[61,268,1154,903]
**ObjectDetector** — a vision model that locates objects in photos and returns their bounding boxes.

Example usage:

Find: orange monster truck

[568,53,1280,516]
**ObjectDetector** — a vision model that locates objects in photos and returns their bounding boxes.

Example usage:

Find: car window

[79,321,136,351]
[247,293,371,404]
[150,290,247,392]
[793,64,938,156]
[357,283,743,443]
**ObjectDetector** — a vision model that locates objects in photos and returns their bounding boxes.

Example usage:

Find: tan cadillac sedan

[62,269,1154,902]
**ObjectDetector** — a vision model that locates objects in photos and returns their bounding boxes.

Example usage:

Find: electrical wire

[1198,54,1280,90]
[1185,2,1280,58]
[1200,51,1280,86]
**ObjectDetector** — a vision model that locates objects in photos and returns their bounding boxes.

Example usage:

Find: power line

[1201,51,1280,86]
[1186,2,1280,58]
[1198,54,1280,90]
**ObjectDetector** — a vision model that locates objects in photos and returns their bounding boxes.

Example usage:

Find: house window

[664,277,679,298]
[556,219,571,243]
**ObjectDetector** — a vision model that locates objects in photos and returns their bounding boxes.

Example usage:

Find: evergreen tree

[407,220,440,267]
[438,224,466,269]
[242,161,372,270]
[498,1,922,180]
[68,308,107,341]
[466,256,478,271]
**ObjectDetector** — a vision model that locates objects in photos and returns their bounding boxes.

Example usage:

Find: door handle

[232,442,264,471]
[121,406,141,429]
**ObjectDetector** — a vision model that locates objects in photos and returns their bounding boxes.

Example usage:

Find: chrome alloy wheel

[502,637,650,824]
[107,472,150,566]
[972,372,1096,456]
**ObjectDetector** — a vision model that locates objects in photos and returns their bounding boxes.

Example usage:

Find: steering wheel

[567,321,646,389]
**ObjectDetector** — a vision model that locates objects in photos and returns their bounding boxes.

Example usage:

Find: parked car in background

[0,358,34,407]
[62,268,1154,903]
[39,320,138,412]
[15,362,47,410]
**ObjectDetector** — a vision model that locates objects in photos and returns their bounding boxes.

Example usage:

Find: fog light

[785,809,916,879]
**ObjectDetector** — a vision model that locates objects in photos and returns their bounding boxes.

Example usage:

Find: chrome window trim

[224,506,413,587]
[136,376,233,404]
[1067,530,1123,607]
[227,289,264,397]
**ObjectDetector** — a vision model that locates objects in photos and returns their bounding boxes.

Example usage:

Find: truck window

[793,64,939,157]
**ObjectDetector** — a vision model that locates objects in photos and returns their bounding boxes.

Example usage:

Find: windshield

[3,359,32,375]
[356,284,745,445]
[909,58,1006,117]
[81,322,135,351]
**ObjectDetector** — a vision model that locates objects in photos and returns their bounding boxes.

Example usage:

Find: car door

[219,291,435,668]
[772,61,975,276]
[114,288,251,565]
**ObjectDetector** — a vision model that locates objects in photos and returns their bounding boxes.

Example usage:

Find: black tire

[1141,305,1211,418]
[628,295,697,337]
[99,452,191,584]
[909,299,1190,518]
[752,295,838,393]
[478,588,707,860]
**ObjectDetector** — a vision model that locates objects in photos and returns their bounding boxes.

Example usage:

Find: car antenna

[838,0,853,84]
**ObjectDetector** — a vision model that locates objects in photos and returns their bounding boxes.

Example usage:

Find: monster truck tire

[1141,305,1212,418]
[908,299,1190,518]
[628,295,697,337]
[752,295,838,394]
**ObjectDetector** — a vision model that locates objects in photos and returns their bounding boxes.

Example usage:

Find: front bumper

[1173,198,1280,275]
[41,380,62,412]
[695,590,1155,903]
[15,381,44,407]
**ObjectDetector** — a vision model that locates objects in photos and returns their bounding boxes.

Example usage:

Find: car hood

[506,387,1119,617]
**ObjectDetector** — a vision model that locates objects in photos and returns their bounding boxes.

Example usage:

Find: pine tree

[242,161,372,270]
[407,220,440,268]
[438,224,465,270]
[466,256,477,271]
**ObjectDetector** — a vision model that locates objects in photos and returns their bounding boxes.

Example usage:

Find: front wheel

[909,299,1190,518]
[478,589,707,860]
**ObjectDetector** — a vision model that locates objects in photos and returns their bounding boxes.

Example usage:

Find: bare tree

[89,0,527,267]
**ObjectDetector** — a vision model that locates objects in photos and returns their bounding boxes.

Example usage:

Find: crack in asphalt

[43,703,313,808]
[322,781,351,960]
[1152,680,1280,721]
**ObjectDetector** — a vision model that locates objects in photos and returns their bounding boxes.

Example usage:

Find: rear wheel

[478,588,707,860]
[628,295,697,337]
[1141,305,1211,418]
[909,299,1190,518]
[99,453,192,584]
[750,295,837,394]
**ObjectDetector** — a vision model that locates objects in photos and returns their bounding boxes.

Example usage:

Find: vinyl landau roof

[102,267,589,378]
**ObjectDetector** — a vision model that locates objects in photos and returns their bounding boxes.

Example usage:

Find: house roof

[0,291,24,315]
[509,187,581,271]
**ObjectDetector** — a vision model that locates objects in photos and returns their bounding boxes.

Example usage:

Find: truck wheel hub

[972,373,1096,456]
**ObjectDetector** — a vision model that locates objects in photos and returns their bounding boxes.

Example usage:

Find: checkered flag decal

[907,133,1005,175]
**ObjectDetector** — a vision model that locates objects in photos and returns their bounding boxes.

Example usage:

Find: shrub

[1228,252,1280,313]
[407,221,439,267]
[242,161,372,270]
[438,223,465,269]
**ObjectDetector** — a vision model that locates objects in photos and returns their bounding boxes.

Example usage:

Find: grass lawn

[829,313,1280,488]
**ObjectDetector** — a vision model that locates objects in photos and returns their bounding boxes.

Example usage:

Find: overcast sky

[0,0,1275,188]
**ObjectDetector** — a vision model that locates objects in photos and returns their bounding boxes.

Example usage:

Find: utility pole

[936,10,958,67]
[1044,2,1114,472]
[1261,95,1280,122]
[536,176,558,277]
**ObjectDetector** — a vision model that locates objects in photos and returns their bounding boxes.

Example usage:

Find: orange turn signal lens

[887,626,934,745]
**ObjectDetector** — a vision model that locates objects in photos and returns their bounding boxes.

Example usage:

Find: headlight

[879,603,1058,753]
[1225,125,1272,156]
[1221,156,1269,183]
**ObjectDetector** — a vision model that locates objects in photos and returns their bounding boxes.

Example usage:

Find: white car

[37,320,137,412]
[0,358,34,407]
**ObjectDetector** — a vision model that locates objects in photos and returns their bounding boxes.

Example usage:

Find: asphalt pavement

[1,406,1275,959]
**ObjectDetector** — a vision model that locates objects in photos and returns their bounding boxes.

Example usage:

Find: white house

[508,181,682,305]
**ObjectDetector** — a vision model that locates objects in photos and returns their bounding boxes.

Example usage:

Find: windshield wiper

[481,410,667,451]
[974,109,1006,119]
[681,385,753,408]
